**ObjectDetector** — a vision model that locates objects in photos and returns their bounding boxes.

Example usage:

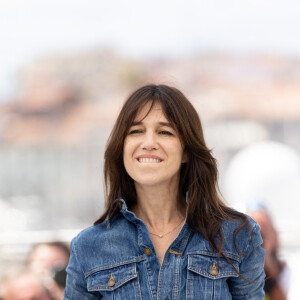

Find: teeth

[138,158,161,163]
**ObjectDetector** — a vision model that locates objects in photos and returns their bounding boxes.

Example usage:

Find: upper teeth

[139,158,161,163]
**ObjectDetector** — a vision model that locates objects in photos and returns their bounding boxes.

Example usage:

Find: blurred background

[0,0,299,298]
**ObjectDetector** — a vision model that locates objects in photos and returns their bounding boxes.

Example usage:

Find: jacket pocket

[186,252,240,300]
[86,261,141,300]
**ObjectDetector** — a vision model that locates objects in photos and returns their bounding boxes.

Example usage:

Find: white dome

[224,141,300,230]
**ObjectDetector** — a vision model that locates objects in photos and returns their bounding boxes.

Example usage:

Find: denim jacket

[64,199,265,300]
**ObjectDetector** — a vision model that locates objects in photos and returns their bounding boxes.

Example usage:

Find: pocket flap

[188,253,239,280]
[87,262,137,291]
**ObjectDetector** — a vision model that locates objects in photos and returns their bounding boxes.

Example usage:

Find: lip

[136,154,163,162]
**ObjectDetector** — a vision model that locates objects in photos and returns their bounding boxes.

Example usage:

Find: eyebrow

[131,121,174,128]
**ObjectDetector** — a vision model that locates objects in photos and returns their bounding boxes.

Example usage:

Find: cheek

[123,139,132,159]
[123,140,135,172]
[123,136,129,153]
[169,142,185,162]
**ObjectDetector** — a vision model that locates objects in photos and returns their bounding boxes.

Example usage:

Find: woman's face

[123,102,186,189]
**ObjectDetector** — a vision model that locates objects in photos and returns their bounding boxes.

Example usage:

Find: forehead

[134,102,167,122]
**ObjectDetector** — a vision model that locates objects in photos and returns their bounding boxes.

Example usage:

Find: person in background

[248,205,288,300]
[0,268,53,300]
[27,241,70,272]
[27,241,70,300]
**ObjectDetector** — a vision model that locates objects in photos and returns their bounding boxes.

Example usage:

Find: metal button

[107,274,115,287]
[210,262,218,276]
[144,247,152,256]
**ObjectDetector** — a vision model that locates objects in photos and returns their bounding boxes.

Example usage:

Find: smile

[138,158,162,163]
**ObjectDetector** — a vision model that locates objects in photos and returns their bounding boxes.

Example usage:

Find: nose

[141,131,158,150]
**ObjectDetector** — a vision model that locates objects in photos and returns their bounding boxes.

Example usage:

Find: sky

[1,0,300,100]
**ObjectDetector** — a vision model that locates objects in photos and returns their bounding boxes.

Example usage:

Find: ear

[181,151,188,163]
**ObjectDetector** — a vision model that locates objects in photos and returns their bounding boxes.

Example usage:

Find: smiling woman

[64,84,265,300]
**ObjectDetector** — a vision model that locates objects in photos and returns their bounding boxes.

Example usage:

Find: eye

[128,129,143,135]
[159,130,173,136]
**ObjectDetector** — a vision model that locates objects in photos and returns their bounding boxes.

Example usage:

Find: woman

[64,84,265,299]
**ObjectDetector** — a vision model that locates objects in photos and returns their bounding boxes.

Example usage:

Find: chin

[135,179,161,187]
[135,176,179,189]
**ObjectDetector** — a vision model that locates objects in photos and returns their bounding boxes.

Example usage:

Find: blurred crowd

[0,242,69,300]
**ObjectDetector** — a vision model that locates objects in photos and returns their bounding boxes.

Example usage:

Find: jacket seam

[186,250,241,262]
[242,222,258,263]
[84,255,145,277]
[72,236,86,280]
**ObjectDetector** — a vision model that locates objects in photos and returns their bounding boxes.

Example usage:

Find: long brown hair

[94,84,249,256]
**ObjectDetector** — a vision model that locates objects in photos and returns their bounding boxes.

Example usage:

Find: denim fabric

[64,199,265,300]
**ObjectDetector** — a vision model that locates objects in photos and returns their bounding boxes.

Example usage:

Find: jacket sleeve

[228,223,266,300]
[64,237,101,300]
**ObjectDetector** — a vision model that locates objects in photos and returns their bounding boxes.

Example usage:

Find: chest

[85,251,240,300]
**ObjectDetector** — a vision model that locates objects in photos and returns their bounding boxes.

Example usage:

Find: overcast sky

[1,0,300,100]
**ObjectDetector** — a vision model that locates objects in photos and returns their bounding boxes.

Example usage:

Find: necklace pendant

[159,234,163,238]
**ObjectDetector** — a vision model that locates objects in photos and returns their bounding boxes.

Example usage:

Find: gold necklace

[148,219,185,238]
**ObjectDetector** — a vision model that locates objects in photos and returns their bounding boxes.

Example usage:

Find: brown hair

[94,84,249,256]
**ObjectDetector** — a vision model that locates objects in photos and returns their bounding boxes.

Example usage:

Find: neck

[132,183,186,230]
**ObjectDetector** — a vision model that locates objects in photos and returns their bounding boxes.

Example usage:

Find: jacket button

[107,274,115,287]
[144,247,152,256]
[210,262,218,276]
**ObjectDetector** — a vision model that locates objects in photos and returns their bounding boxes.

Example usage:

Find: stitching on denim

[84,256,145,277]
[186,250,241,262]
[188,265,239,279]
[132,264,142,300]
[72,236,86,277]
[157,255,168,300]
[212,271,215,298]
[178,226,192,253]
[88,274,137,291]
[172,255,181,300]
[143,261,155,300]
[137,221,146,254]
[186,255,192,300]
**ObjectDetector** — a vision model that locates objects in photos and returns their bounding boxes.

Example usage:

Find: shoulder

[73,214,134,248]
[188,213,262,259]
[221,213,259,237]
[70,215,141,272]
[221,213,263,256]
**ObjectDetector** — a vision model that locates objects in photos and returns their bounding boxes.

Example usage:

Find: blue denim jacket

[64,199,265,299]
